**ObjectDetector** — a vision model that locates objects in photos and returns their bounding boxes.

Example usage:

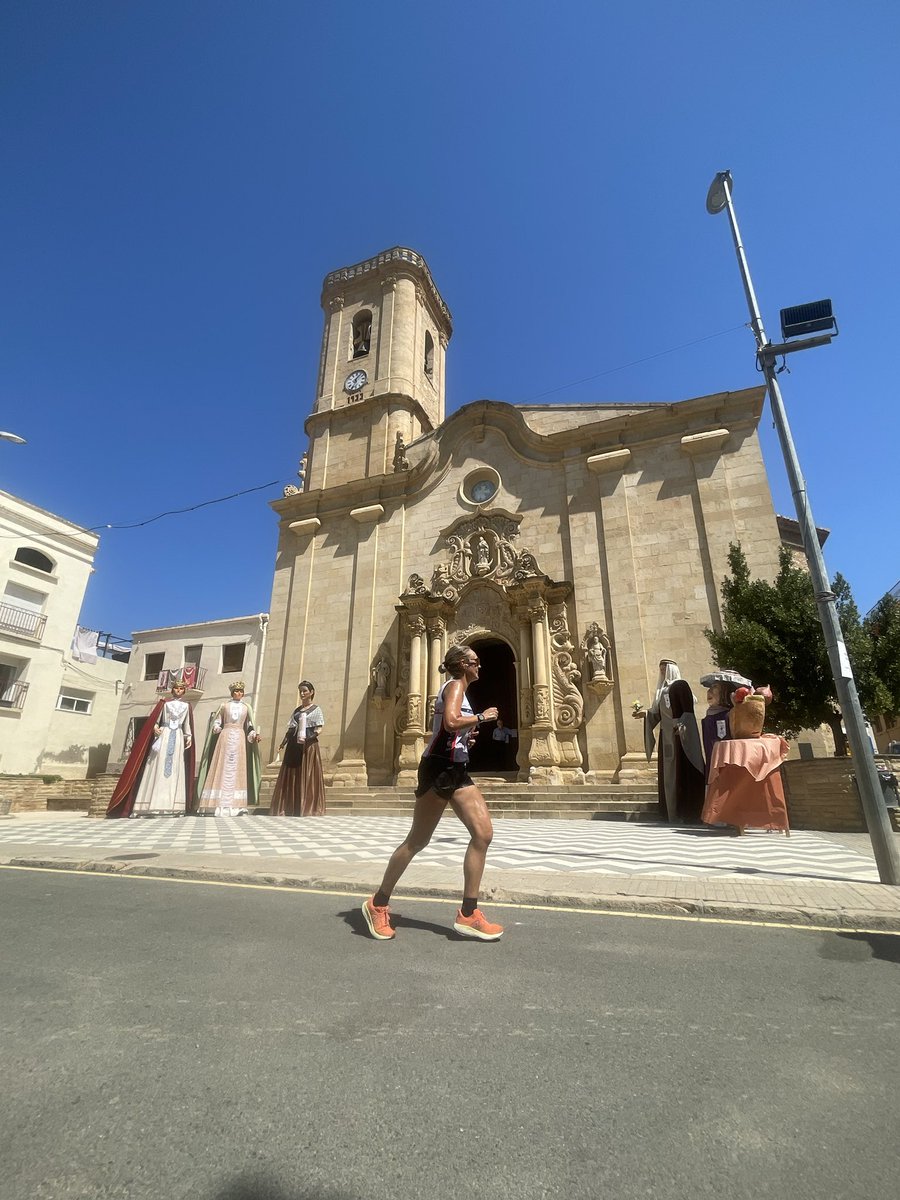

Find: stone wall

[1,776,106,814]
[781,757,900,832]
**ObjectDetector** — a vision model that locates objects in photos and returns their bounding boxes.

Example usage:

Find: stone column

[425,615,446,728]
[527,597,561,778]
[516,610,533,779]
[396,612,426,785]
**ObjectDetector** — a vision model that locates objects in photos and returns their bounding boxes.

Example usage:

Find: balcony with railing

[156,667,207,694]
[0,602,47,641]
[0,679,29,710]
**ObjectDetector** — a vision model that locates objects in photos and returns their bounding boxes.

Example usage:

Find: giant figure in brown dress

[270,680,326,817]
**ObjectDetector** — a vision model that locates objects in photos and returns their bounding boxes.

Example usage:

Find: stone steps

[257,782,660,822]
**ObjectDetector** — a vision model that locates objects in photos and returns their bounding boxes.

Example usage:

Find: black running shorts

[415,757,474,800]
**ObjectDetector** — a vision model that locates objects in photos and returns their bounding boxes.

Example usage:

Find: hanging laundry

[72,626,99,663]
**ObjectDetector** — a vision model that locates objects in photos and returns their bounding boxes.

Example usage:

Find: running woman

[362,643,503,941]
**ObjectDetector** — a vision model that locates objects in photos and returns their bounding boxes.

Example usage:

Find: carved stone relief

[404,512,546,604]
[533,685,551,724]
[453,587,519,655]
[405,694,421,729]
[549,605,584,730]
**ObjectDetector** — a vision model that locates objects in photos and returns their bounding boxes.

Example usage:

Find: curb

[6,854,900,933]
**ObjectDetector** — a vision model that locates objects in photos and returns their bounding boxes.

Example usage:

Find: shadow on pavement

[339,905,472,941]
[213,1174,362,1200]
[834,931,900,964]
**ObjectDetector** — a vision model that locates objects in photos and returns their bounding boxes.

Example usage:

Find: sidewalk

[2,812,900,930]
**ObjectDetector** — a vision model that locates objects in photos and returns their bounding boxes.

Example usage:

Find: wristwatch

[475,713,485,725]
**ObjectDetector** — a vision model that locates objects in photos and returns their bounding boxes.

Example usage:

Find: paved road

[2,867,898,1200]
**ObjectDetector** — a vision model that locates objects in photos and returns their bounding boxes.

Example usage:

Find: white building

[0,489,128,777]
[109,613,269,767]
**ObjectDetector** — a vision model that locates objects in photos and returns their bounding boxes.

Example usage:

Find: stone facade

[0,489,127,777]
[256,248,786,787]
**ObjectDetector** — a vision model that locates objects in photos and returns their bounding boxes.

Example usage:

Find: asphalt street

[2,867,898,1200]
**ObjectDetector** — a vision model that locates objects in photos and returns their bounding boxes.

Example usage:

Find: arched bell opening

[462,637,518,776]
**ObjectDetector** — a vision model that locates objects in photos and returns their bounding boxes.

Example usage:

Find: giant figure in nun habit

[638,662,696,820]
[107,682,196,818]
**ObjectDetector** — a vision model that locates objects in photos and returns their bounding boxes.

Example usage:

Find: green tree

[705,544,884,750]
[865,592,900,719]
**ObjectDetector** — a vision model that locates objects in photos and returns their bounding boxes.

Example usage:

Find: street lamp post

[706,171,900,886]
[0,431,27,445]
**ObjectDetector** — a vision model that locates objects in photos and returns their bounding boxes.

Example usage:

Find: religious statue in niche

[443,515,544,593]
[371,654,392,706]
[581,623,614,694]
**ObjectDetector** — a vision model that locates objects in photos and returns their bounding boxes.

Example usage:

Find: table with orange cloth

[701,733,790,834]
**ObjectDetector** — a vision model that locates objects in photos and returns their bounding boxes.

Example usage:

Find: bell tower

[304,247,453,491]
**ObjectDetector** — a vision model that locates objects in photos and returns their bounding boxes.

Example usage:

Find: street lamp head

[0,431,27,445]
[706,170,733,215]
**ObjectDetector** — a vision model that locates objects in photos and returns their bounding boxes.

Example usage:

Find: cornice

[304,391,435,438]
[431,388,765,467]
[320,246,453,337]
[273,387,767,526]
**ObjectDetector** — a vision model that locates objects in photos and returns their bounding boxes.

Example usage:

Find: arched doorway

[463,637,518,775]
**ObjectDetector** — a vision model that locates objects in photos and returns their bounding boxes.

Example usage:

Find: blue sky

[2,1,897,638]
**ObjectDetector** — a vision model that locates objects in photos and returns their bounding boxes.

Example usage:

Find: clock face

[344,369,368,394]
[471,479,496,503]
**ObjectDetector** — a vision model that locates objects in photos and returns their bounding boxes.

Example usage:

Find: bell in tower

[304,247,453,491]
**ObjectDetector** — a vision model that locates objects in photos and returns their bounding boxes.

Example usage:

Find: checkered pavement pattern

[0,814,878,883]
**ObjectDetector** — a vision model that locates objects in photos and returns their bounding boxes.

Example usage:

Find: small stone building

[256,247,783,786]
[109,614,270,766]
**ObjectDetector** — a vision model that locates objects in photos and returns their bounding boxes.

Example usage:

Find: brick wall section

[1,774,276,818]
[782,759,867,831]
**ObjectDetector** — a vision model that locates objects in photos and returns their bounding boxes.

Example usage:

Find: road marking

[1,863,897,936]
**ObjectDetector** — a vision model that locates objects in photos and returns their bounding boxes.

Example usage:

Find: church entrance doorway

[463,637,518,775]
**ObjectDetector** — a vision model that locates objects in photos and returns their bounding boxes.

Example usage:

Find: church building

[255,247,782,788]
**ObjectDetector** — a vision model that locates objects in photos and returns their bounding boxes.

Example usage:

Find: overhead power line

[83,322,749,533]
[89,479,282,532]
[523,322,750,403]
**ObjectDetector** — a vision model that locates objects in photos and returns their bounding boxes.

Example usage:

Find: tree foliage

[705,543,888,744]
[865,593,900,719]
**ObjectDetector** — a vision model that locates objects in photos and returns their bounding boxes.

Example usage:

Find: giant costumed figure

[701,683,790,835]
[635,660,704,822]
[194,681,261,815]
[107,681,196,818]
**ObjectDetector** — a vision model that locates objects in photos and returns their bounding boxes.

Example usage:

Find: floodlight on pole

[706,169,900,887]
[0,431,26,445]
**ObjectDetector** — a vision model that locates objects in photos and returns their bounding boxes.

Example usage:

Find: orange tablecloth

[701,734,790,833]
